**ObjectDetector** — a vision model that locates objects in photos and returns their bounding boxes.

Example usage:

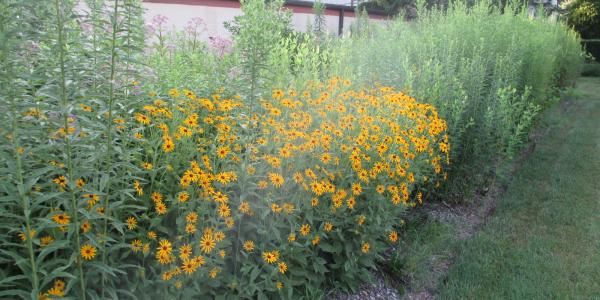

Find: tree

[562,0,600,39]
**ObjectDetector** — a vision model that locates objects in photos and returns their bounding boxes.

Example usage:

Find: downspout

[338,8,344,35]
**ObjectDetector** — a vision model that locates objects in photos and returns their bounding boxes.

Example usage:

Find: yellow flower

[76,178,85,188]
[162,136,175,153]
[258,180,268,189]
[193,255,206,267]
[179,244,192,260]
[168,88,180,98]
[311,198,319,206]
[346,197,356,209]
[53,175,68,188]
[134,180,144,196]
[209,267,220,279]
[361,242,370,253]
[243,240,255,252]
[156,252,174,265]
[271,203,282,214]
[157,239,172,256]
[52,213,70,225]
[239,201,251,214]
[214,231,225,242]
[216,146,230,159]
[126,216,137,230]
[262,250,279,264]
[225,217,235,229]
[185,223,196,234]
[151,192,163,203]
[312,235,320,245]
[81,220,91,233]
[351,183,362,195]
[181,259,198,275]
[200,234,216,254]
[40,236,54,247]
[135,113,151,125]
[80,244,97,260]
[324,222,333,232]
[268,173,285,188]
[218,203,231,218]
[155,202,167,215]
[389,230,398,243]
[18,229,36,241]
[288,233,296,243]
[300,224,310,236]
[131,239,142,252]
[358,215,366,226]
[186,212,198,223]
[272,89,284,99]
[177,192,189,203]
[278,262,288,274]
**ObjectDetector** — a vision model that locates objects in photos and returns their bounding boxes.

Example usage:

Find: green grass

[439,77,600,299]
[389,219,455,293]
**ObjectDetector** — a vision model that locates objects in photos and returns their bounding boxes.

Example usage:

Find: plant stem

[54,0,86,298]
[101,0,119,295]
[8,73,40,297]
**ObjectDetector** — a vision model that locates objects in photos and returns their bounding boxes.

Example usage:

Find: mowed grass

[439,77,600,299]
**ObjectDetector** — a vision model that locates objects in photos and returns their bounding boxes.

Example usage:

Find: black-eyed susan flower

[200,234,216,254]
[389,230,398,243]
[181,259,197,275]
[75,178,85,189]
[40,236,54,247]
[312,235,320,245]
[243,240,254,252]
[157,239,172,256]
[278,262,287,274]
[300,224,310,236]
[262,250,279,264]
[288,233,296,243]
[131,239,142,252]
[155,202,167,215]
[217,203,230,218]
[126,216,137,230]
[361,242,370,253]
[179,244,192,260]
[141,162,153,170]
[52,213,70,225]
[177,191,189,203]
[216,146,230,159]
[81,220,91,233]
[268,172,284,188]
[80,244,97,260]
[53,175,68,188]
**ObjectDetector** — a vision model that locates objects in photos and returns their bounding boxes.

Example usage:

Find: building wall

[143,0,385,40]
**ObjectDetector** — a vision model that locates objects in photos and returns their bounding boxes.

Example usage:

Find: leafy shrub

[334,0,584,199]
[119,77,449,298]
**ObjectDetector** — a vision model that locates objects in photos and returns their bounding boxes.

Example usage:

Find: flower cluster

[120,77,449,296]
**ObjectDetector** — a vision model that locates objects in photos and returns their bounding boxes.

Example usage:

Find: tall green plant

[335,0,583,199]
[226,0,292,106]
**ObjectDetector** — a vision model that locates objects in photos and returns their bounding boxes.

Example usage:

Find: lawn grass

[439,77,600,299]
